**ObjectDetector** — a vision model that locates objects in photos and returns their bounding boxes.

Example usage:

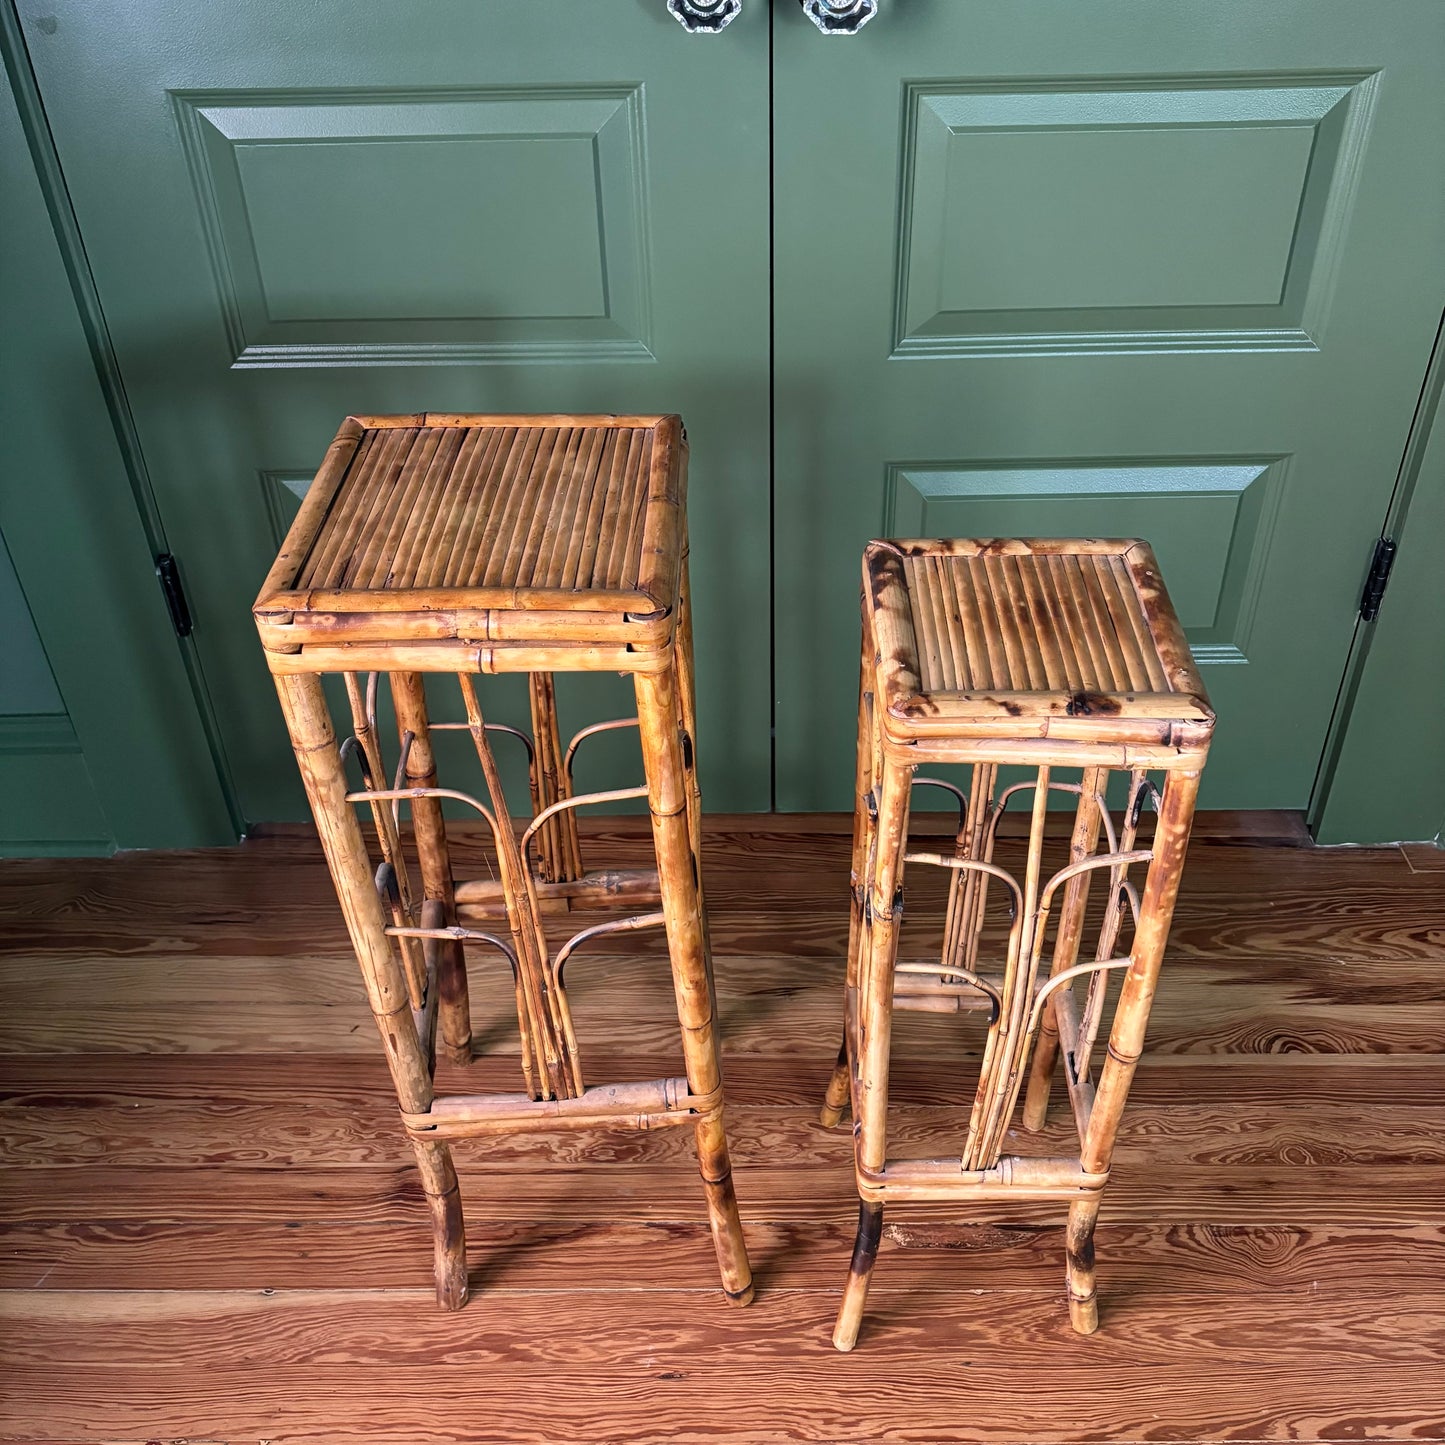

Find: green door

[16,0,1445,828]
[18,0,772,821]
[772,0,1445,808]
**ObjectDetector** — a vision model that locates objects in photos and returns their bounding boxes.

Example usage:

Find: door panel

[773,0,1445,808]
[23,0,772,820]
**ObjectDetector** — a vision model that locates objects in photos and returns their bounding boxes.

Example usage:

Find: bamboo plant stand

[820,538,1214,1350]
[254,413,753,1310]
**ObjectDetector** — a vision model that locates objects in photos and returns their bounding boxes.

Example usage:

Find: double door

[16,0,1444,821]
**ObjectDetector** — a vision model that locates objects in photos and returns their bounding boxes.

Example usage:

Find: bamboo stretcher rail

[893,961,1000,1017]
[258,608,663,648]
[855,1157,1108,1203]
[260,583,666,615]
[400,1078,720,1139]
[262,640,669,675]
[255,412,753,1314]
[824,536,1213,1351]
[454,869,662,920]
[350,411,686,428]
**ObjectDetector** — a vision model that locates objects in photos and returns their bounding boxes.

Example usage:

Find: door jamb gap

[1307,306,1445,834]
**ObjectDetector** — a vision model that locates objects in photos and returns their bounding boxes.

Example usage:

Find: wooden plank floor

[1,817,1443,1443]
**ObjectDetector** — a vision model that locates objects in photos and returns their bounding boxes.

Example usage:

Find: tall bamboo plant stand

[820,538,1213,1350]
[254,413,753,1310]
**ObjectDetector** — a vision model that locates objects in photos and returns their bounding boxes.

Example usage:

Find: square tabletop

[255,414,688,662]
[865,538,1214,748]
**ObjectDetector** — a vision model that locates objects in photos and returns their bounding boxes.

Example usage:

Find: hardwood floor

[1,818,1443,1443]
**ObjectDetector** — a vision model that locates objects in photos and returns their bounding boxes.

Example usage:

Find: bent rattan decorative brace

[254,413,753,1312]
[819,538,1214,1350]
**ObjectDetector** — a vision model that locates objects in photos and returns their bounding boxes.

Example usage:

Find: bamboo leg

[832,1200,884,1352]
[674,556,708,928]
[1077,770,1149,1082]
[391,673,471,1065]
[858,753,911,1161]
[832,749,911,1351]
[635,654,753,1306]
[1023,767,1106,1131]
[821,626,876,1129]
[820,1040,852,1130]
[1065,1195,1101,1334]
[413,1136,468,1311]
[669,558,752,1299]
[341,673,426,1007]
[1070,770,1201,1332]
[272,671,466,1310]
[1082,770,1203,1177]
[674,552,717,1021]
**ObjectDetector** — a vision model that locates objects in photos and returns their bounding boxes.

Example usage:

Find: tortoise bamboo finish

[255,414,753,1311]
[821,538,1213,1350]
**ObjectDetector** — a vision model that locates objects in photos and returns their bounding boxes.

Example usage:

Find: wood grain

[4,1219,1445,1299]
[1,821,1443,1441]
[2,1293,1444,1441]
[4,1091,1444,1170]
[5,1159,1442,1229]
[3,954,1439,1056]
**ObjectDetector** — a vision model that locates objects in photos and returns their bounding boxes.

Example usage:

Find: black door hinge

[156,553,193,637]
[1358,538,1397,623]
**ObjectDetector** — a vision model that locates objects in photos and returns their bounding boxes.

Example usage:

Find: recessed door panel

[175,88,654,363]
[895,75,1377,355]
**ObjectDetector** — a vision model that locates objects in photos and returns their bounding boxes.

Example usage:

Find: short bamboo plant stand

[820,538,1214,1350]
[254,413,753,1310]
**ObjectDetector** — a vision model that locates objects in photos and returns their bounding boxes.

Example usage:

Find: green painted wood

[0,41,234,851]
[0,536,63,715]
[772,0,1445,810]
[1314,317,1445,845]
[20,0,772,823]
[14,0,1443,837]
[0,717,111,856]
